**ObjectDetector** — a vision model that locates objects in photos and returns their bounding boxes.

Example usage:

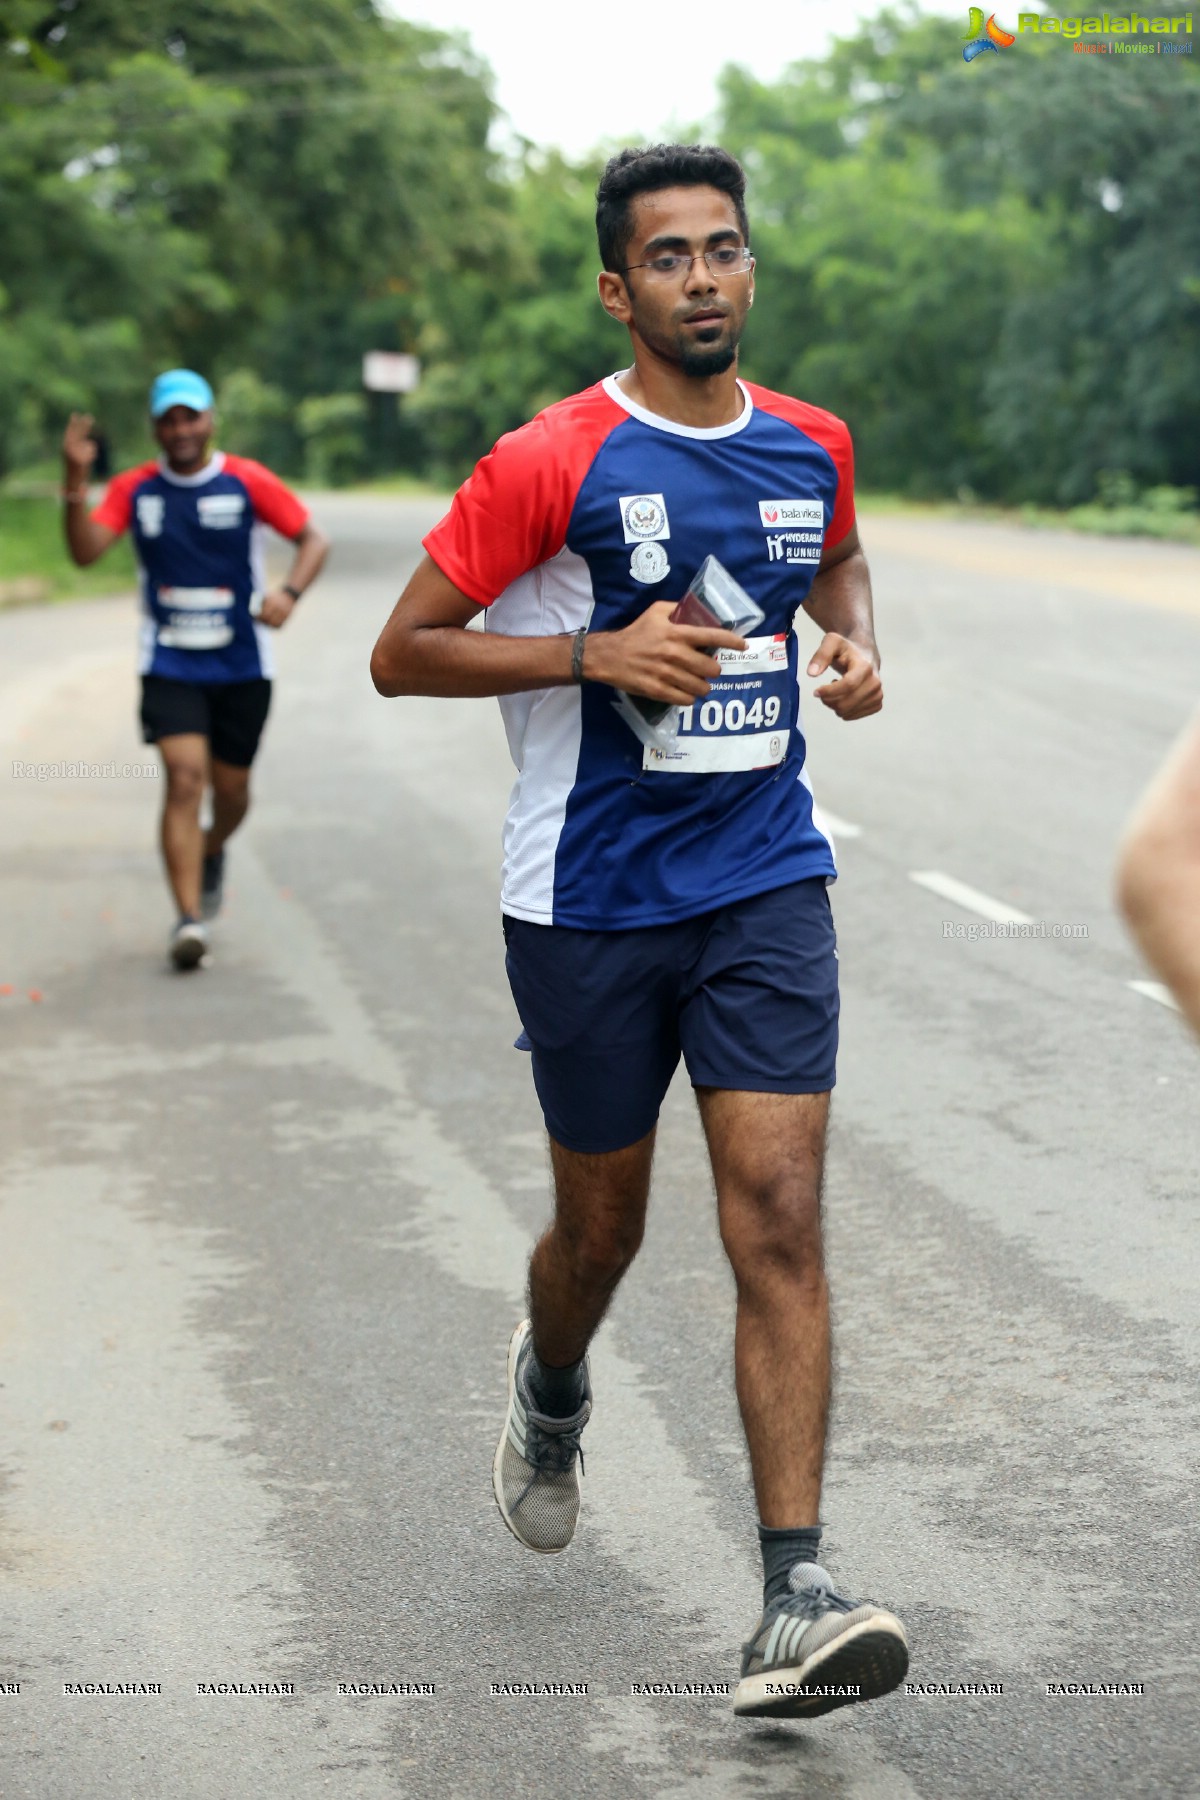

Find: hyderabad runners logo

[962,7,1017,57]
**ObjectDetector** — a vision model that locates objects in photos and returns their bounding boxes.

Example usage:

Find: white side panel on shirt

[489,547,593,922]
[250,525,274,678]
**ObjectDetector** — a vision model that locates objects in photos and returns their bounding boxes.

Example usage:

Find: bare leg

[527,1131,656,1366]
[207,757,251,856]
[157,733,208,918]
[698,1088,831,1527]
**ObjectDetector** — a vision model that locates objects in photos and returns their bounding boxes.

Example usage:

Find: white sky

[393,0,975,157]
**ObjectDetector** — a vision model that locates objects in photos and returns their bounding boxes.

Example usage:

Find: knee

[164,761,206,810]
[212,768,251,811]
[561,1211,645,1289]
[720,1183,824,1288]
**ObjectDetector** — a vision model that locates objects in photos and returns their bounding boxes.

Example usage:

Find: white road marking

[231,849,925,1800]
[1128,979,1182,1013]
[909,870,1033,925]
[813,806,862,839]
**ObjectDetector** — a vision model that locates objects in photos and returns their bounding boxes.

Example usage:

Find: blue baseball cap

[149,369,214,418]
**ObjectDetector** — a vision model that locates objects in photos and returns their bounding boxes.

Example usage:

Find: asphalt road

[1,496,1198,1800]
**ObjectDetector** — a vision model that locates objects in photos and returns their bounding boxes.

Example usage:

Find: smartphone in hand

[613,556,766,751]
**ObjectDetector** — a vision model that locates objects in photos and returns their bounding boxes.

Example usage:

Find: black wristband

[282,583,302,602]
[570,625,588,684]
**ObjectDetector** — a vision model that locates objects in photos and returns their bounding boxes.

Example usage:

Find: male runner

[62,370,328,968]
[1118,711,1200,1035]
[371,144,908,1718]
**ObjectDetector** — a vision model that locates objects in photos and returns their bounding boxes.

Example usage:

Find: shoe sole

[490,1320,577,1556]
[733,1615,909,1719]
[170,934,208,971]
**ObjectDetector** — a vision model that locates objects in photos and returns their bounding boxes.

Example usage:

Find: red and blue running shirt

[92,453,309,684]
[424,373,856,930]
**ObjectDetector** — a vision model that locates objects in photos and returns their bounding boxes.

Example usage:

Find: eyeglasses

[622,246,754,280]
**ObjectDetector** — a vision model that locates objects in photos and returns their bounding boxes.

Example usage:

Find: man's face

[602,185,754,378]
[153,406,213,470]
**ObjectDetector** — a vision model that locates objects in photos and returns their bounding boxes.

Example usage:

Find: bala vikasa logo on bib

[758,499,825,528]
[620,493,670,543]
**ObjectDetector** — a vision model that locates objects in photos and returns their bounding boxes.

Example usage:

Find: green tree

[409,149,619,473]
[0,0,510,478]
[721,5,1198,501]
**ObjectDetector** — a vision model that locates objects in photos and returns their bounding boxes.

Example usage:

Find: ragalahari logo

[962,8,1018,57]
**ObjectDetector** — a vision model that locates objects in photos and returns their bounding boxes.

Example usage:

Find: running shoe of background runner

[734,1562,908,1718]
[201,849,225,920]
[492,1319,591,1554]
[169,916,209,971]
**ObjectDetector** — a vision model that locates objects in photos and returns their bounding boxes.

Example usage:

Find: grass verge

[0,494,137,605]
[859,487,1200,546]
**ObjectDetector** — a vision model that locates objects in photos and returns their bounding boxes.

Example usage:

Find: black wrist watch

[282,584,302,602]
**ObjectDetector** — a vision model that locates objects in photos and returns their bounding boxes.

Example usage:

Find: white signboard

[362,352,420,394]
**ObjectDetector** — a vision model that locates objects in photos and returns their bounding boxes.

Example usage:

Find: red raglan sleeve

[822,417,856,550]
[90,465,154,535]
[746,388,856,551]
[423,410,592,608]
[225,456,310,538]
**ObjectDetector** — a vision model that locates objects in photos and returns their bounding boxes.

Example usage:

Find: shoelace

[512,1418,586,1513]
[782,1583,855,1623]
[742,1573,856,1665]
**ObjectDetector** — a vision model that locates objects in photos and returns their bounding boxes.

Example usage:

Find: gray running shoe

[734,1562,908,1719]
[201,849,225,921]
[492,1319,591,1555]
[169,917,209,971]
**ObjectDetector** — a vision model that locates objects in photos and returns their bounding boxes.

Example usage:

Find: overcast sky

[393,1,975,156]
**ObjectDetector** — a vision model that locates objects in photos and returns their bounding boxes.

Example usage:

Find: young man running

[63,370,328,968]
[371,144,908,1718]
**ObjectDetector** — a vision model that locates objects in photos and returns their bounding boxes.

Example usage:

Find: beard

[633,304,744,380]
[678,339,738,378]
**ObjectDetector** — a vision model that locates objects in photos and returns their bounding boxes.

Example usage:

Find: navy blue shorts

[503,878,839,1155]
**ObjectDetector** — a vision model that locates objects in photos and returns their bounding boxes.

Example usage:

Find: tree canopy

[2,1,1196,503]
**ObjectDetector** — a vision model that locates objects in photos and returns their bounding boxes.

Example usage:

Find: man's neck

[162,450,214,477]
[617,352,744,430]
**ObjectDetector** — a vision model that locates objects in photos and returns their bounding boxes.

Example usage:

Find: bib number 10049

[682,694,783,734]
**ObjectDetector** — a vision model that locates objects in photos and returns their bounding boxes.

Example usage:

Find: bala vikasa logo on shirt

[758,499,824,528]
[620,494,670,543]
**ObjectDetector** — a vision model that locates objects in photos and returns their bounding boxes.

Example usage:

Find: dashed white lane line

[1128,979,1182,1012]
[911,875,1183,1024]
[815,806,862,839]
[909,869,1033,926]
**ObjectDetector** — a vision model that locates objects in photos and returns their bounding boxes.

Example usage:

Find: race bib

[642,634,792,774]
[156,585,235,651]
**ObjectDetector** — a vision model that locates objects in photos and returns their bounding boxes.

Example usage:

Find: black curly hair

[595,144,750,274]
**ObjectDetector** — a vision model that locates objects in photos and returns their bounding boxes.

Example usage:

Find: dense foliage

[2,1,1196,503]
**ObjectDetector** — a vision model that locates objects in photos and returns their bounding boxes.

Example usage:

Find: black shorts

[503,877,840,1154]
[140,676,272,769]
